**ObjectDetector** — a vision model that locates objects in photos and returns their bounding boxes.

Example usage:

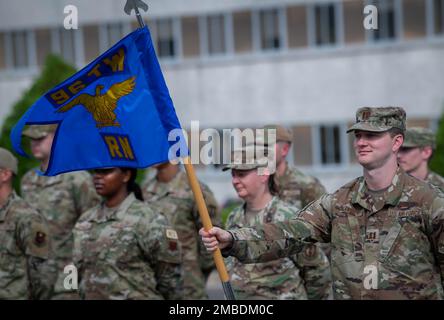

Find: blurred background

[0,0,443,208]
[1,0,443,299]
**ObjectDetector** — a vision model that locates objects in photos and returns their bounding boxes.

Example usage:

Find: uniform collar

[351,166,405,213]
[426,171,435,181]
[145,170,183,197]
[91,193,137,223]
[28,168,63,186]
[241,196,277,215]
[0,191,18,222]
[277,161,291,184]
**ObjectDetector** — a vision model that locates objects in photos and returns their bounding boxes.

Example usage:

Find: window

[83,25,100,63]
[233,11,252,53]
[108,23,125,45]
[286,5,308,48]
[314,4,337,46]
[403,0,426,39]
[182,16,200,58]
[51,28,84,67]
[434,0,444,34]
[259,9,280,50]
[292,126,313,166]
[157,18,175,58]
[10,31,29,68]
[59,28,76,65]
[371,0,396,41]
[319,125,342,165]
[35,29,51,67]
[100,22,128,53]
[207,14,226,55]
[0,33,6,70]
[344,0,366,44]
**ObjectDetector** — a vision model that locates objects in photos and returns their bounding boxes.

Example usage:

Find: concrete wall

[0,74,33,127]
[165,42,444,129]
[0,0,333,30]
[1,0,442,205]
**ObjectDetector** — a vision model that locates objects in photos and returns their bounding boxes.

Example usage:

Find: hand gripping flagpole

[182,157,236,300]
[124,0,236,301]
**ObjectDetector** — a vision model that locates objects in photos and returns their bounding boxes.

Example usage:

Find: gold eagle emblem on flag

[56,76,136,128]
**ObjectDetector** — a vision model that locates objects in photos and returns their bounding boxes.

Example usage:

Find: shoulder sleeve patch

[156,227,181,264]
[26,221,51,259]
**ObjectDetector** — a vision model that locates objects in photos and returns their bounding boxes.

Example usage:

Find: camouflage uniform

[225,167,444,299]
[72,193,183,300]
[142,170,220,299]
[402,127,444,192]
[259,125,326,209]
[271,131,328,258]
[226,196,331,300]
[223,107,444,300]
[426,171,444,193]
[276,163,326,210]
[20,170,100,298]
[0,191,56,299]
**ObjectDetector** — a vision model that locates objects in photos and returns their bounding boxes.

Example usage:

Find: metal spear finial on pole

[124,0,236,301]
[124,0,148,28]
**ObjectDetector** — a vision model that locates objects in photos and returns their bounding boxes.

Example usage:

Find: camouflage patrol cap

[256,124,292,146]
[346,107,406,133]
[22,124,57,139]
[402,127,436,149]
[222,145,270,171]
[0,147,18,174]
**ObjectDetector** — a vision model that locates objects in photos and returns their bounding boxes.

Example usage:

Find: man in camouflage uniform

[201,107,444,300]
[141,162,220,299]
[0,148,56,299]
[73,188,183,299]
[261,124,326,209]
[260,125,330,259]
[224,147,331,299]
[398,127,444,192]
[21,124,100,299]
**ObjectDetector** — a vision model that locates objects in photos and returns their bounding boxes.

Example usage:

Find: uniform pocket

[0,226,20,272]
[331,212,355,264]
[379,218,434,278]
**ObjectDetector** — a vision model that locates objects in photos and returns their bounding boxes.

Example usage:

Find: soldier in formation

[20,124,100,299]
[72,167,183,299]
[141,162,220,299]
[398,126,444,192]
[224,145,331,299]
[261,124,326,209]
[200,107,444,300]
[0,147,56,299]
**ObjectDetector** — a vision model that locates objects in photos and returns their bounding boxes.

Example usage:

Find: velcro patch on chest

[387,205,422,221]
[365,228,379,243]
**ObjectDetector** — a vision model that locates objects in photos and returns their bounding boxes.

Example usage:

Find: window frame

[312,123,350,168]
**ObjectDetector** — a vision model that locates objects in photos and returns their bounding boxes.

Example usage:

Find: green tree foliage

[430,109,444,176]
[0,54,76,192]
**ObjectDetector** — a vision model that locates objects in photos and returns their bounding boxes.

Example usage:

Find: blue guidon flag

[11,26,188,176]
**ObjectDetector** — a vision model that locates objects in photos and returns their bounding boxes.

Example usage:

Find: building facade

[1,0,443,204]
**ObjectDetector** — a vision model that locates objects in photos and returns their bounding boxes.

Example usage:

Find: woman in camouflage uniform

[73,167,183,300]
[224,148,331,300]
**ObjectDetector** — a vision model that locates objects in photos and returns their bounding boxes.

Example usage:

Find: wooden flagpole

[124,0,236,300]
